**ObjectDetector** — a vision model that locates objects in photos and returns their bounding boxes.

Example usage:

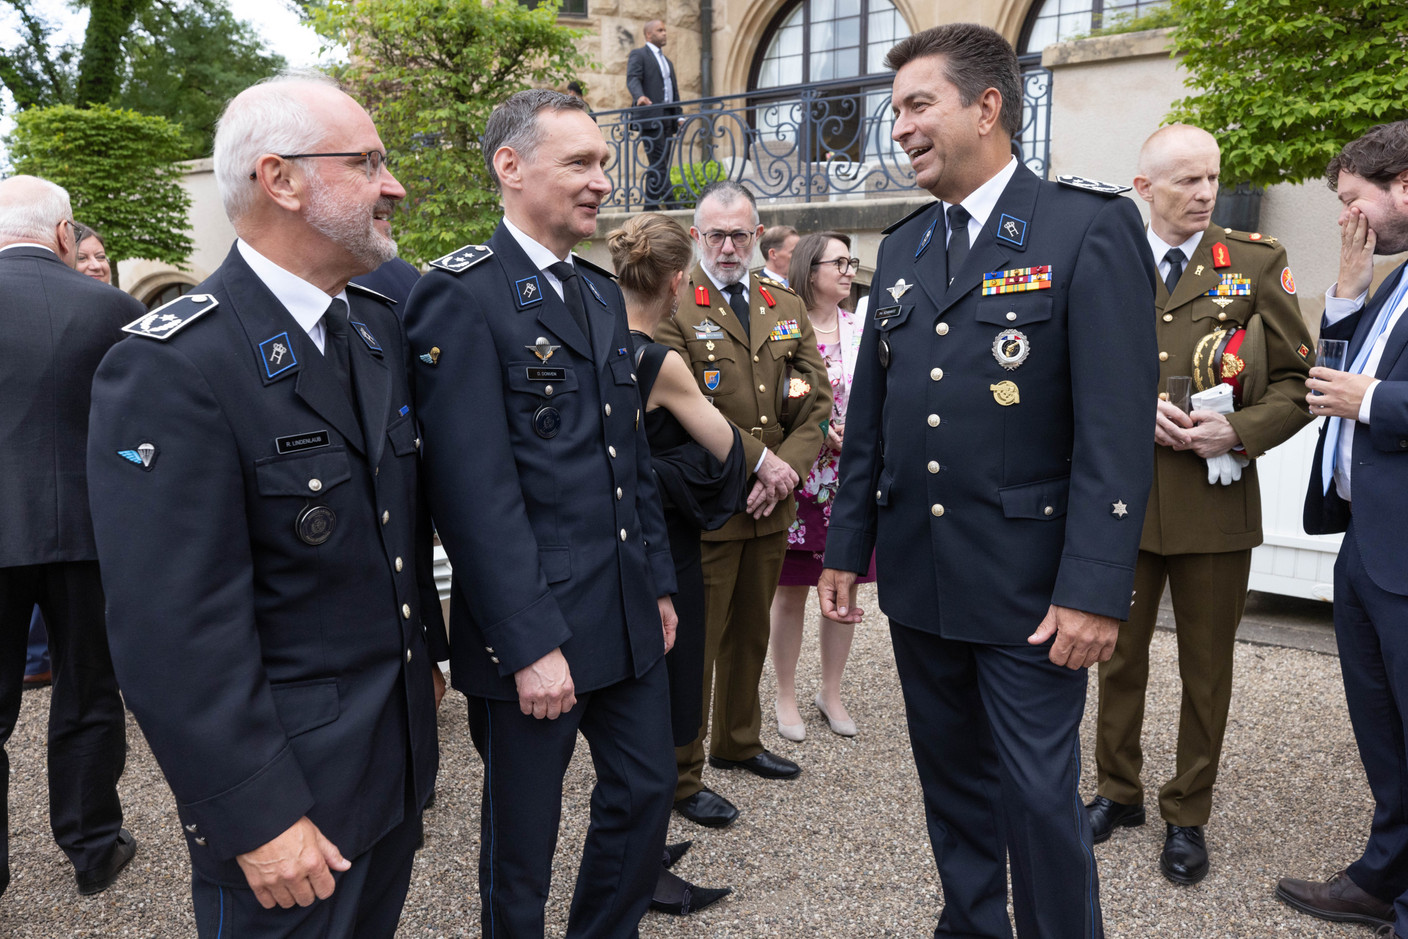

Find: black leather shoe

[1085,795,1145,844]
[76,828,136,895]
[707,749,801,780]
[674,788,739,828]
[663,840,693,869]
[1160,823,1208,885]
[1276,869,1394,926]
[651,867,732,916]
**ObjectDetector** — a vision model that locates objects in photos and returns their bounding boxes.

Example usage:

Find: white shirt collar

[945,156,1020,241]
[236,239,347,353]
[647,42,666,59]
[702,264,750,296]
[1146,227,1204,269]
[0,242,57,255]
[503,216,574,299]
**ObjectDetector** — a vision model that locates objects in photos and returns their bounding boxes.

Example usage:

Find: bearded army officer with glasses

[89,73,446,936]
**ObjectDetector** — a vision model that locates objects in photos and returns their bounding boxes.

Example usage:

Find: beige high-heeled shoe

[814,694,857,737]
[775,702,805,742]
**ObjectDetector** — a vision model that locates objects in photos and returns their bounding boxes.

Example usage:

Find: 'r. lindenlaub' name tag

[275,430,330,454]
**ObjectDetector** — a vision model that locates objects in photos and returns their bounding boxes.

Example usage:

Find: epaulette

[428,243,493,273]
[573,254,618,281]
[757,275,797,296]
[882,201,938,235]
[121,294,218,341]
[1056,174,1131,196]
[1223,229,1280,246]
[346,281,396,304]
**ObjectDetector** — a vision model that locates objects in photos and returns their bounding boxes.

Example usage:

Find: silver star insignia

[888,278,912,300]
[1112,499,1129,518]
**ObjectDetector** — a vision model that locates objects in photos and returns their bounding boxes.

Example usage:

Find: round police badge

[992,329,1030,370]
[533,405,562,439]
[878,337,892,368]
[296,504,337,545]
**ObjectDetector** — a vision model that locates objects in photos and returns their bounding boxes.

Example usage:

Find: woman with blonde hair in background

[608,213,745,916]
[769,231,875,740]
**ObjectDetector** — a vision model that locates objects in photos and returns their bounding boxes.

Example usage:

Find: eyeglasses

[812,257,861,274]
[701,230,756,249]
[248,150,388,181]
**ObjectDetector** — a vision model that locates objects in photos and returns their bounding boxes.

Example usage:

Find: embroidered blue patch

[259,332,298,379]
[996,214,1028,247]
[583,276,607,307]
[915,217,937,259]
[399,405,410,416]
[516,276,543,307]
[349,321,382,352]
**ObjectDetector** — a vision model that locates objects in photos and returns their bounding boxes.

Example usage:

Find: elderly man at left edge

[0,175,143,900]
[87,72,446,936]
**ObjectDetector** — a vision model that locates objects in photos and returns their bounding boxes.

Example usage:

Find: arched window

[1019,0,1169,53]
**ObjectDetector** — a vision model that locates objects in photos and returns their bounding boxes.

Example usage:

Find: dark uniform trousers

[1094,225,1312,827]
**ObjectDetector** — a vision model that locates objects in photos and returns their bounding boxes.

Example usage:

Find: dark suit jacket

[88,245,444,885]
[1304,259,1408,595]
[0,246,142,568]
[626,44,681,125]
[404,223,677,700]
[824,165,1158,642]
[351,257,420,308]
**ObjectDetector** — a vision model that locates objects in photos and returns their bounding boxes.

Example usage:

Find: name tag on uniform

[873,305,901,321]
[275,430,330,454]
[526,367,566,382]
[693,318,725,340]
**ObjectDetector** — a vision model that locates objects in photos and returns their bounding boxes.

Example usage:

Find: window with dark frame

[1018,0,1171,53]
[518,0,587,16]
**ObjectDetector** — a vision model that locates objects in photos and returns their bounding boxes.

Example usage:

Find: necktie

[946,204,971,287]
[1164,248,1185,294]
[547,261,592,351]
[656,50,673,103]
[322,298,355,411]
[724,282,750,338]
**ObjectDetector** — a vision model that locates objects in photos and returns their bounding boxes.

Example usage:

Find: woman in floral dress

[768,231,875,740]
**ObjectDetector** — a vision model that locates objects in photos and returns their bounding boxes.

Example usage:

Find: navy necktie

[946,204,971,286]
[322,298,354,409]
[1164,248,1185,294]
[724,282,750,337]
[548,261,592,351]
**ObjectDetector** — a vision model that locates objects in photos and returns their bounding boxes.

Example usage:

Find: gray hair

[212,69,341,222]
[0,175,72,243]
[692,180,759,229]
[482,89,591,189]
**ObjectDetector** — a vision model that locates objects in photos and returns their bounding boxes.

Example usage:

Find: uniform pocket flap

[540,546,572,584]
[609,355,638,386]
[998,475,1069,520]
[387,414,418,456]
[254,449,352,496]
[874,470,894,506]
[269,678,340,738]
[976,294,1053,327]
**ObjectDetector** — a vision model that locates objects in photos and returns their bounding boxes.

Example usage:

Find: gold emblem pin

[990,380,1020,406]
[1195,265,1205,276]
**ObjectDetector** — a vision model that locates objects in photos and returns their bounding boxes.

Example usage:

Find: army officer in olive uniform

[655,181,831,828]
[1088,125,1313,885]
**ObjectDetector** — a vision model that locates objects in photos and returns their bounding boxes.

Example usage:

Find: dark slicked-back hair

[482,89,591,189]
[1327,120,1408,191]
[884,23,1022,140]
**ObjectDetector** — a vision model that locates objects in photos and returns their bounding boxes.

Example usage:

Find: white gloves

[1189,385,1248,486]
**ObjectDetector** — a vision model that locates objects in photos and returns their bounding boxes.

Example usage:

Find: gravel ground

[1,583,1371,937]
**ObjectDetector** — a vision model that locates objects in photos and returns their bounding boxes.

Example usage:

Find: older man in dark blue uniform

[404,89,679,939]
[820,25,1156,938]
[88,73,445,936]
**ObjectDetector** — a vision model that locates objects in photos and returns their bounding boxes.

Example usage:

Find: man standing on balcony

[627,18,681,210]
[819,23,1155,937]
[1087,123,1312,886]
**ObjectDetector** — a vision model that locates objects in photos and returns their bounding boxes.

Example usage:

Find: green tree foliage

[0,0,284,158]
[9,104,193,275]
[1167,0,1408,187]
[311,0,590,264]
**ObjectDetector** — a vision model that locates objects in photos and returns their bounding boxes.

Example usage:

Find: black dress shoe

[1160,823,1208,885]
[651,867,732,915]
[1085,795,1145,844]
[76,828,136,895]
[663,840,693,869]
[707,749,801,780]
[674,788,739,828]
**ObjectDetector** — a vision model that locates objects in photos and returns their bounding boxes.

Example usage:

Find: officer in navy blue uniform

[403,89,678,939]
[819,25,1156,938]
[1277,120,1408,934]
[87,75,445,936]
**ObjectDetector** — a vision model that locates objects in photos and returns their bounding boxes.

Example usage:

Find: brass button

[927,413,940,427]
[875,489,882,499]
[401,603,411,619]
[544,385,554,396]
[619,528,628,541]
[490,656,500,664]
[1005,312,1017,322]
[758,384,766,392]
[630,373,637,382]
[608,446,617,458]
[1217,312,1227,321]
[308,479,322,492]
[1044,506,1054,516]
[485,646,494,653]
[1162,313,1173,322]
[194,836,207,846]
[1158,351,1169,362]
[405,648,412,663]
[381,510,390,525]
[930,368,943,381]
[927,461,940,474]
[760,415,768,424]
[395,556,404,572]
[930,504,945,517]
[604,403,612,416]
[935,322,949,336]
[753,354,760,362]
[414,438,421,449]
[615,487,623,500]
[708,354,716,361]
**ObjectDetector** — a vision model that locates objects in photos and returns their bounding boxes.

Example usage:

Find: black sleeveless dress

[632,332,747,745]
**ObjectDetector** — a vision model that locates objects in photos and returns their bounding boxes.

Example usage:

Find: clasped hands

[745,448,799,519]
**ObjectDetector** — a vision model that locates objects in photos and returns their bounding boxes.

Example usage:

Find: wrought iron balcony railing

[590,63,1052,211]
